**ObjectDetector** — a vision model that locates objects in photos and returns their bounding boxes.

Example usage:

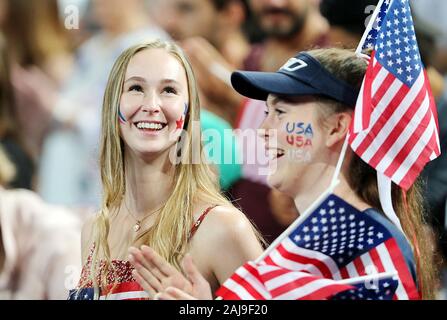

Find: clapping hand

[128,246,213,300]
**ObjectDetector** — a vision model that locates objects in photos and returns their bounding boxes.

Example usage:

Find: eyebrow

[124,77,181,86]
[160,79,181,86]
[124,76,147,84]
[267,95,280,108]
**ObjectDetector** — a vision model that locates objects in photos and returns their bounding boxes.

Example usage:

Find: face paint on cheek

[119,92,145,125]
[118,109,127,124]
[169,103,189,144]
[176,103,189,130]
[284,121,314,163]
[176,117,184,129]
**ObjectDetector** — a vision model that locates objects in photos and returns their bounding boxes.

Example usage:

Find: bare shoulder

[192,205,264,285]
[193,205,264,259]
[201,206,257,242]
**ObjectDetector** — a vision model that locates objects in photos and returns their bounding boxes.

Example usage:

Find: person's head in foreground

[230,47,437,299]
[82,39,264,294]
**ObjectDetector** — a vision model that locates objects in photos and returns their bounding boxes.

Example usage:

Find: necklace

[124,201,164,233]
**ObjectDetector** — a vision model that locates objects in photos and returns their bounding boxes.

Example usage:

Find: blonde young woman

[129,48,437,300]
[75,40,263,299]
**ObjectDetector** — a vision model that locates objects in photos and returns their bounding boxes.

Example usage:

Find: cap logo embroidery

[281,58,308,72]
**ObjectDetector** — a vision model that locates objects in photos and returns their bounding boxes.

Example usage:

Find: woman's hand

[128,246,213,300]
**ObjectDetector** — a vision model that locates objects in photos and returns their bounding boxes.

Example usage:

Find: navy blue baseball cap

[231,52,359,106]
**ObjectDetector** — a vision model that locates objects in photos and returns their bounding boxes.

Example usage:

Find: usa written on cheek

[285,122,314,148]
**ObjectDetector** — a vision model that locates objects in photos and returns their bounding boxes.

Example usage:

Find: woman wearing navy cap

[129,48,437,300]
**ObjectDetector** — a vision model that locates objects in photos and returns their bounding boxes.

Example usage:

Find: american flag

[362,0,392,51]
[349,0,441,190]
[68,282,150,300]
[216,193,419,300]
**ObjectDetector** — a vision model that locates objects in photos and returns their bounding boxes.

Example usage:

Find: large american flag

[216,193,419,300]
[68,282,150,300]
[349,0,441,190]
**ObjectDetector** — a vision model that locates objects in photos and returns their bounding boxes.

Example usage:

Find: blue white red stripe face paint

[118,109,127,124]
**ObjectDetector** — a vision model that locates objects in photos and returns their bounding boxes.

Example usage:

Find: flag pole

[330,134,350,189]
[356,0,386,54]
[378,173,405,233]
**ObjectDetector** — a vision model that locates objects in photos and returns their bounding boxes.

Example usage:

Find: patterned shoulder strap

[189,205,218,240]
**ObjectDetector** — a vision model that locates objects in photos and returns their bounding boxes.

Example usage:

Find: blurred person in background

[0,31,83,300]
[245,0,329,72]
[320,0,377,49]
[0,0,74,165]
[1,0,73,84]
[411,0,447,74]
[0,33,34,190]
[0,145,83,300]
[152,0,252,69]
[37,0,169,208]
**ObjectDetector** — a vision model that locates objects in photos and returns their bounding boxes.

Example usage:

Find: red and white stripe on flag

[215,261,354,300]
[337,238,419,300]
[263,237,418,300]
[349,52,441,190]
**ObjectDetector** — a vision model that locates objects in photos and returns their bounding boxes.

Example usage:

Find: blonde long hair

[310,47,438,299]
[89,40,234,291]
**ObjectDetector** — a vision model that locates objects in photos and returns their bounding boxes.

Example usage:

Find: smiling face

[119,48,189,160]
[260,94,329,197]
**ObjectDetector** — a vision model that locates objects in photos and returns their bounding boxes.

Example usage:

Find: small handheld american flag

[350,0,441,190]
[216,190,418,300]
